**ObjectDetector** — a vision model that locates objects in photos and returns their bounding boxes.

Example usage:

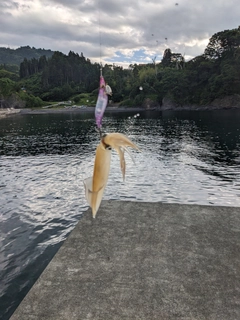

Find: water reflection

[0,109,240,319]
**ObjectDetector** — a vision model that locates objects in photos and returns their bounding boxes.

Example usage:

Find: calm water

[1,109,240,319]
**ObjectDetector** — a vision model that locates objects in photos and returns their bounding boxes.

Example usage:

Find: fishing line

[98,0,102,69]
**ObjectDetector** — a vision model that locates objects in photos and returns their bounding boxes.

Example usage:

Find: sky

[0,0,240,68]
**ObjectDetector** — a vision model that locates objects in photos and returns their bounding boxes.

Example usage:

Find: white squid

[84,132,139,218]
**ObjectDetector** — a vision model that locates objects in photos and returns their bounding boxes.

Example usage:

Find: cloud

[0,0,240,67]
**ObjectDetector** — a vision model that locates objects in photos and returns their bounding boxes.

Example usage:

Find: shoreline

[19,104,240,114]
[18,106,145,115]
[1,103,240,119]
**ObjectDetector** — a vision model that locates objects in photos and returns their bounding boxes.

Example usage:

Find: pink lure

[95,76,108,129]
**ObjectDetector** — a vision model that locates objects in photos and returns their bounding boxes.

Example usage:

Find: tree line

[0,46,54,66]
[0,26,240,108]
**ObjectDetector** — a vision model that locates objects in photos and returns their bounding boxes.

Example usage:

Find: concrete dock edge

[10,201,240,319]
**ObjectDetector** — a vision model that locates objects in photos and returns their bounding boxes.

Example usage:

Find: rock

[0,94,26,109]
[209,94,240,109]
[142,98,160,109]
[161,96,179,110]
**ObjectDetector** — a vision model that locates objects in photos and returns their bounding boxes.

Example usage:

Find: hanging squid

[84,70,139,218]
[84,133,139,218]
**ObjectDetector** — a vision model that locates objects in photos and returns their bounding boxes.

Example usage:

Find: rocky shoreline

[18,103,240,116]
[1,93,240,119]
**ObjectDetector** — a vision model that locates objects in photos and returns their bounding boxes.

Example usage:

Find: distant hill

[0,46,55,66]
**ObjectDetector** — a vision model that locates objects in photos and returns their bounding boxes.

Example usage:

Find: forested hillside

[0,27,240,109]
[0,46,54,66]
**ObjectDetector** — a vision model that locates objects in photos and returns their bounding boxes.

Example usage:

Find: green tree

[0,69,19,81]
[19,91,43,108]
[0,78,16,97]
[161,48,172,67]
[204,27,240,59]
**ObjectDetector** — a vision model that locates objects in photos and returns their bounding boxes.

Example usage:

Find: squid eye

[102,133,108,138]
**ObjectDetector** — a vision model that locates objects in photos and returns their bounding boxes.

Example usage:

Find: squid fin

[83,177,93,206]
[84,176,106,218]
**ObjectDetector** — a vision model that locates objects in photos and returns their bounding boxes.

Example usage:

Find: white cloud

[0,0,240,67]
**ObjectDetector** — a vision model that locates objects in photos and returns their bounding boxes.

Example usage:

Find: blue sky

[0,0,240,68]
[108,49,157,66]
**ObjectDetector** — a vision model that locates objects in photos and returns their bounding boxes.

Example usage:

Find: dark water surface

[1,110,240,319]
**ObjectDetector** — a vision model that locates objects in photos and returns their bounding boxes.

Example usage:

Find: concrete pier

[11,201,240,320]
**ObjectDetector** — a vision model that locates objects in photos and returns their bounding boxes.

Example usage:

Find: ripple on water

[1,110,240,319]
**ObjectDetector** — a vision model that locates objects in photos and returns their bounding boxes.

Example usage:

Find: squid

[84,133,139,218]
